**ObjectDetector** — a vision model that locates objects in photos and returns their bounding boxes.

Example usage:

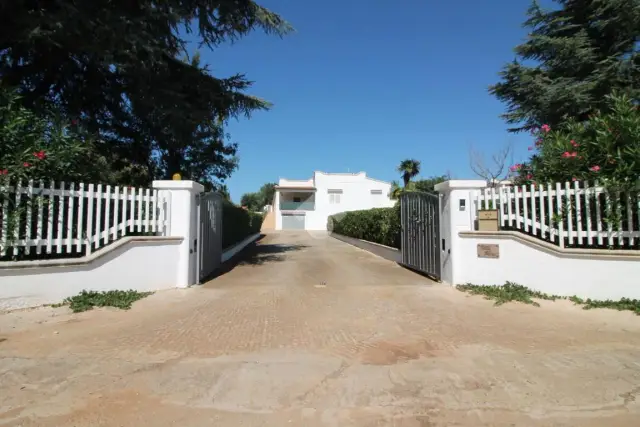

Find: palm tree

[389,181,403,200]
[397,159,421,187]
[389,180,416,200]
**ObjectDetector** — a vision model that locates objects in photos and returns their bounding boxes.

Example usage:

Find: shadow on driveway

[206,235,308,280]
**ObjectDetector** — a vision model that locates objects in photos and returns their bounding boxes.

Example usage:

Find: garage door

[282,214,305,230]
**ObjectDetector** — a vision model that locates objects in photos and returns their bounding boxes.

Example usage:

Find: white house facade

[273,171,395,230]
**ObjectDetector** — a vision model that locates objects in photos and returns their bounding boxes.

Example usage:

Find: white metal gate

[195,192,222,283]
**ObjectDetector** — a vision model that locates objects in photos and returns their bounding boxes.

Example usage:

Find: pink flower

[541,124,551,133]
[570,140,579,147]
[572,177,578,182]
[33,150,46,160]
[0,169,7,175]
[526,174,533,180]
[509,163,522,172]
[589,165,601,172]
[561,151,571,158]
[23,162,31,167]
[571,152,577,157]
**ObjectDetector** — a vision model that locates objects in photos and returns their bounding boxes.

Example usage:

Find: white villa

[272,171,395,230]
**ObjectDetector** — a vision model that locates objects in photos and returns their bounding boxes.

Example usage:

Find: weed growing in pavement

[457,282,640,315]
[56,290,153,313]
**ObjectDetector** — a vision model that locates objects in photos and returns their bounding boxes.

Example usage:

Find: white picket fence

[477,180,640,249]
[0,181,170,259]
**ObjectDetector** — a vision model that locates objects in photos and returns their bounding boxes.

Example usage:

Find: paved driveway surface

[1,231,640,426]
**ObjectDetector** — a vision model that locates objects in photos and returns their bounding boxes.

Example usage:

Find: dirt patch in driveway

[359,340,443,365]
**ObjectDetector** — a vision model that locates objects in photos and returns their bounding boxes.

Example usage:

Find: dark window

[293,197,301,202]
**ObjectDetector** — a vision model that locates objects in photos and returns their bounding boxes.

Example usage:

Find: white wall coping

[0,236,183,270]
[460,231,640,260]
[221,233,261,263]
[152,180,205,192]
[434,180,487,192]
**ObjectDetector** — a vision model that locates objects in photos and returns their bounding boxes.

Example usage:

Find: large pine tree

[0,0,293,184]
[490,0,640,133]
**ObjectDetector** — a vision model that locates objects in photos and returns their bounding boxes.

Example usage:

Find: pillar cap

[435,180,488,192]
[152,180,205,192]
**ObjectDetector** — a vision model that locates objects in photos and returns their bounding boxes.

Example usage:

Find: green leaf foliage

[512,94,640,189]
[457,282,640,315]
[222,201,263,249]
[0,88,115,184]
[1,0,294,187]
[60,290,153,313]
[490,0,640,132]
[397,159,421,187]
[240,182,276,211]
[328,205,401,249]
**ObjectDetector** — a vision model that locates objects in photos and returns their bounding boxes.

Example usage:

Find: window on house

[293,197,301,202]
[328,189,342,204]
[370,189,383,195]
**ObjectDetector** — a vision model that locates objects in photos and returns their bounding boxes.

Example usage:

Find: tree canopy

[0,0,293,186]
[490,0,640,133]
[512,94,640,188]
[240,182,276,210]
[397,159,421,187]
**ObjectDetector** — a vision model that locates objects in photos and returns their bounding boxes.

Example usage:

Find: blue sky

[201,0,543,202]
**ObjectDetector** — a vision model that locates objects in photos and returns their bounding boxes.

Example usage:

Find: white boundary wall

[435,180,640,300]
[0,237,182,310]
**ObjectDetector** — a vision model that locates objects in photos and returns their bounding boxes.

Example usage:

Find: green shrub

[58,290,153,313]
[328,204,401,248]
[222,201,263,249]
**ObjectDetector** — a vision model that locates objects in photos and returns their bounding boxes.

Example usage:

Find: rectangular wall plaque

[477,243,499,259]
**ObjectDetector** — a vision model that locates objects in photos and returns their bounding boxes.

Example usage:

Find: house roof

[275,186,316,191]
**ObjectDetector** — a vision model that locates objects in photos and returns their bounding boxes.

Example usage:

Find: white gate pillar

[152,180,204,288]
[434,180,487,285]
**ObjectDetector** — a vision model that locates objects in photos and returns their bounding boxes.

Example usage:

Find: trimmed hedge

[328,205,401,249]
[222,201,263,249]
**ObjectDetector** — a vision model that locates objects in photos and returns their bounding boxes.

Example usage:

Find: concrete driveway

[2,231,640,426]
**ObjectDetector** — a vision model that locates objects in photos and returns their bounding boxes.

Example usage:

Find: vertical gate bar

[400,196,407,264]
[430,196,435,275]
[422,195,428,273]
[412,197,421,270]
[196,194,202,284]
[435,194,441,279]
[424,195,429,273]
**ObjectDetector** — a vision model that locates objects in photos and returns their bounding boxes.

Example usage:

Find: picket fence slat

[37,180,44,255]
[112,186,120,241]
[574,181,583,245]
[76,183,84,253]
[56,181,64,254]
[627,192,634,247]
[25,181,33,255]
[13,180,22,256]
[0,180,168,260]
[584,182,593,245]
[477,179,640,250]
[67,182,75,253]
[46,181,54,254]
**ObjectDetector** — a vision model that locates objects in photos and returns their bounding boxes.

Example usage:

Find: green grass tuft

[60,290,153,313]
[457,282,640,315]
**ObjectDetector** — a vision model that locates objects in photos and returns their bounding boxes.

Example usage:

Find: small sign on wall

[477,244,499,258]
